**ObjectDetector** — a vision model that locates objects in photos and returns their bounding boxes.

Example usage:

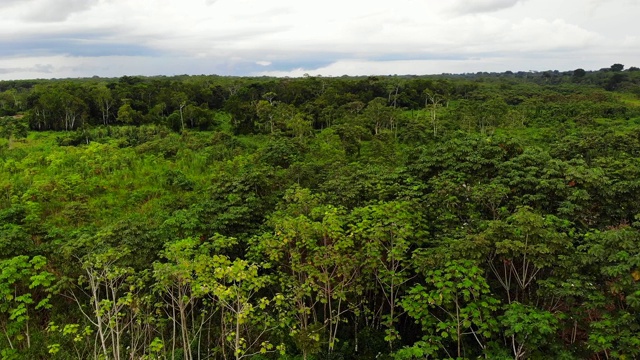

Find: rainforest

[1,66,640,359]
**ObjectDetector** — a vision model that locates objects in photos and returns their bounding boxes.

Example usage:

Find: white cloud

[504,18,600,51]
[0,0,24,8]
[17,0,100,22]
[0,0,637,79]
[0,63,53,76]
[622,36,640,47]
[449,0,525,14]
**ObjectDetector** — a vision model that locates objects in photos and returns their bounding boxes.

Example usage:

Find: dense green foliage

[1,66,640,359]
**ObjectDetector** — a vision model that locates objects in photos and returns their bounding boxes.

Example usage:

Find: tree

[153,239,206,360]
[70,248,148,360]
[92,84,115,125]
[499,303,558,359]
[0,116,28,146]
[0,256,54,358]
[154,237,279,360]
[193,251,278,360]
[255,100,278,134]
[59,91,88,131]
[361,97,398,136]
[424,91,444,137]
[27,84,87,131]
[350,201,421,348]
[474,207,571,305]
[285,112,313,139]
[252,187,359,358]
[116,102,142,125]
[0,89,22,116]
[400,260,499,358]
[579,227,640,359]
[610,63,624,72]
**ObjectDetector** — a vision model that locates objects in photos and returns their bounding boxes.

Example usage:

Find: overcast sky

[0,0,638,80]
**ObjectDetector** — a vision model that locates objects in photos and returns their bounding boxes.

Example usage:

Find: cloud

[20,0,100,22]
[0,64,53,75]
[0,34,161,58]
[622,36,640,47]
[503,18,599,51]
[0,0,24,8]
[449,0,525,14]
[0,0,638,80]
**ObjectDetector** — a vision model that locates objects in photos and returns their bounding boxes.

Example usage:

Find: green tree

[91,84,115,125]
[351,201,421,348]
[400,260,499,358]
[473,207,571,305]
[117,102,142,125]
[361,97,399,136]
[500,302,558,359]
[71,248,147,360]
[0,256,54,358]
[579,227,640,359]
[252,187,359,358]
[610,63,624,72]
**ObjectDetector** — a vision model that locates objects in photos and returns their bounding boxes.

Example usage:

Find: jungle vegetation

[1,65,640,359]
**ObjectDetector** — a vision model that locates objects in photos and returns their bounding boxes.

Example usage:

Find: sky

[0,0,638,80]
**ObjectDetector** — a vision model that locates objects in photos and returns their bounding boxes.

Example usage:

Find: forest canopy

[1,66,640,359]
